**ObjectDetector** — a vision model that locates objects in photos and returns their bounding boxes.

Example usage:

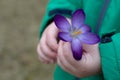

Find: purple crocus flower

[54,9,100,60]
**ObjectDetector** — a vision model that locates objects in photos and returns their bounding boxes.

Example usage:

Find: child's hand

[37,22,59,64]
[57,41,101,78]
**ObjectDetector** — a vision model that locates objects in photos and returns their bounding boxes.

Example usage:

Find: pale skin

[37,20,101,77]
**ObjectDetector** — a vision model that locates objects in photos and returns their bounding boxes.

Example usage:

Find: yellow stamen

[72,30,82,37]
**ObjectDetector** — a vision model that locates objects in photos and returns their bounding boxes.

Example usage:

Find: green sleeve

[99,33,120,80]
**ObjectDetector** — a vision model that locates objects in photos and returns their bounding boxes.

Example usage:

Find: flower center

[71,30,82,37]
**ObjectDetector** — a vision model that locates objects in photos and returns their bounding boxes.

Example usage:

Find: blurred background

[0,0,55,80]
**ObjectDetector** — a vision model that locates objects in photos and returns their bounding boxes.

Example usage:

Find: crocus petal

[54,15,71,32]
[78,32,100,44]
[58,32,72,42]
[80,24,91,33]
[71,38,82,60]
[72,9,85,29]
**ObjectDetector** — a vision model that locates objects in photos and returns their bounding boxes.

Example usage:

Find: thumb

[46,22,59,51]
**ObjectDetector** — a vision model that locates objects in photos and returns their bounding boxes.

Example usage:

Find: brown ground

[0,0,55,80]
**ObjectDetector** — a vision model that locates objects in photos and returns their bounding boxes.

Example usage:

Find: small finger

[40,37,57,61]
[57,42,76,73]
[37,44,50,64]
[62,42,79,66]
